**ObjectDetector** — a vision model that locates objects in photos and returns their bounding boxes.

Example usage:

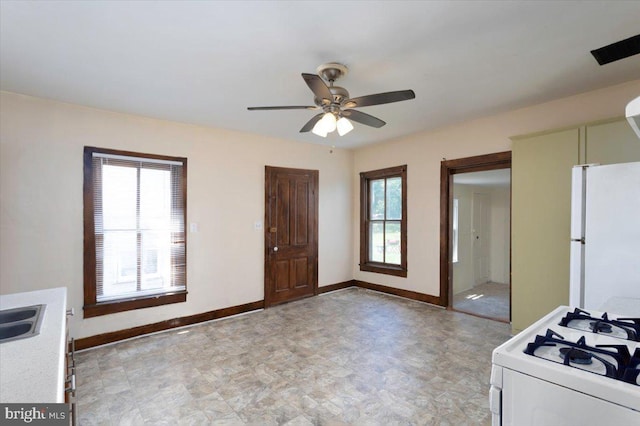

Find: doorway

[440,152,511,322]
[264,166,319,307]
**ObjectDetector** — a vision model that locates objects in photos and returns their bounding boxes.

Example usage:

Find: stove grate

[523,329,637,384]
[558,308,640,341]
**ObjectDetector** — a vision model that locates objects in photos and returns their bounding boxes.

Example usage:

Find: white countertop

[0,287,67,403]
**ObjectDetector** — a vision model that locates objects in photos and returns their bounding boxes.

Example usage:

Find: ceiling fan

[247,63,416,137]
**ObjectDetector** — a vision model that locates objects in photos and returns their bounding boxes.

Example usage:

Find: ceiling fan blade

[342,109,386,128]
[302,73,333,104]
[299,113,324,133]
[247,106,318,111]
[347,90,415,108]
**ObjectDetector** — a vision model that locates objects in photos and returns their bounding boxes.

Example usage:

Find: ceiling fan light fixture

[337,117,354,136]
[320,112,337,132]
[311,121,328,137]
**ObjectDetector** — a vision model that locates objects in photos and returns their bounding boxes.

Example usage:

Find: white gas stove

[490,305,640,425]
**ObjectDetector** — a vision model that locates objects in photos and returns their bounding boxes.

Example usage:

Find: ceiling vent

[590,34,640,65]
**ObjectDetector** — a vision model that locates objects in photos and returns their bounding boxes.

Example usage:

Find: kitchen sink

[0,304,45,343]
[0,307,39,324]
[0,323,33,339]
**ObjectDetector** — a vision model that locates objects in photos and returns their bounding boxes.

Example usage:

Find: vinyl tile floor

[452,282,510,322]
[75,288,512,425]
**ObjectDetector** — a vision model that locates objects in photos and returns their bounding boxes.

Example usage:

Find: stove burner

[558,308,640,342]
[559,347,593,365]
[524,329,632,382]
[589,321,613,333]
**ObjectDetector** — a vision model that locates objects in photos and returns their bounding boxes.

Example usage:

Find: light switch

[254,221,262,230]
[190,223,198,233]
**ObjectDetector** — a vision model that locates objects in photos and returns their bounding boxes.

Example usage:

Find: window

[452,198,459,263]
[83,147,187,318]
[360,165,407,277]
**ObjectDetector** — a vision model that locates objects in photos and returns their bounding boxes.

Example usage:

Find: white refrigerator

[569,161,640,315]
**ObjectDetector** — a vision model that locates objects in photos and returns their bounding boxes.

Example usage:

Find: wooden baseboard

[354,280,444,307]
[75,299,264,350]
[318,280,356,294]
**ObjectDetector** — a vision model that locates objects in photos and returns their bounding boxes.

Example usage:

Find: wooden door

[472,192,490,286]
[264,166,318,307]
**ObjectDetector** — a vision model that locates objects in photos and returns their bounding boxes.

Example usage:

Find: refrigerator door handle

[570,165,589,309]
[570,240,585,308]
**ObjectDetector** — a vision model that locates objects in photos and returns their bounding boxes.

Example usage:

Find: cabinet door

[586,118,640,164]
[511,128,579,332]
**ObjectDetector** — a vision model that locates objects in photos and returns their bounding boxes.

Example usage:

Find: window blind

[91,153,186,302]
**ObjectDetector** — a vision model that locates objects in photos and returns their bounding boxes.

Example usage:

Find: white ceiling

[1,1,639,149]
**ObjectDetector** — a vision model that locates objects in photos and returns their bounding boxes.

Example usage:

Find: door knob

[273,247,278,252]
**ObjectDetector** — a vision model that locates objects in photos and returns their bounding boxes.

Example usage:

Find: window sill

[360,263,407,277]
[83,290,187,318]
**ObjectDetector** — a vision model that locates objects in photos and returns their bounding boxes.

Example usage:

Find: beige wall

[353,79,640,316]
[1,79,638,340]
[0,92,354,339]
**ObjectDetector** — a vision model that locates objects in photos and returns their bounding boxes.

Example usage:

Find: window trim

[359,165,407,277]
[83,146,188,318]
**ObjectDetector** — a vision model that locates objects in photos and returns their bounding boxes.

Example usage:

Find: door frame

[264,166,319,308]
[439,151,511,318]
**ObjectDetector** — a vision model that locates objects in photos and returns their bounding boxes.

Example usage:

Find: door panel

[277,178,290,246]
[293,258,308,288]
[275,260,290,292]
[472,192,490,286]
[265,166,318,306]
[295,181,309,245]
